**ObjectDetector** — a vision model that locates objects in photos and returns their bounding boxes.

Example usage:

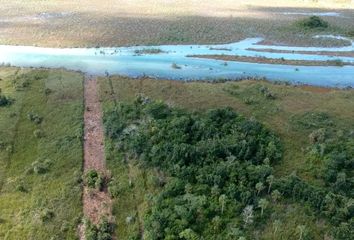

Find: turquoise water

[1,35,353,87]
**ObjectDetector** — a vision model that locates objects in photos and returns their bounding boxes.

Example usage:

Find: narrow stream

[1,35,353,87]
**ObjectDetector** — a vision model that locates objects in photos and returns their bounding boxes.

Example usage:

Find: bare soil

[80,77,112,239]
[298,85,333,93]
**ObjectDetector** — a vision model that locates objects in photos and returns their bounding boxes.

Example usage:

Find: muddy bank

[247,48,354,58]
[189,54,353,66]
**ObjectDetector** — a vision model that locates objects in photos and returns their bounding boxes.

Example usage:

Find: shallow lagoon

[1,36,353,87]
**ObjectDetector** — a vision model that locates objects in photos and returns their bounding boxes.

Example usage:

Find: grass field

[99,76,354,239]
[0,1,353,239]
[100,79,162,239]
[0,0,353,47]
[0,67,352,239]
[0,68,84,239]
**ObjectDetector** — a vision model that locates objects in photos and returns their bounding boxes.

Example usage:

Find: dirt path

[79,76,112,239]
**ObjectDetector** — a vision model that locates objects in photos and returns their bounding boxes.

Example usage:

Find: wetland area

[0,1,353,240]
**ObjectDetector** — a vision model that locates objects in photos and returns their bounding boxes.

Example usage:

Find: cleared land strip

[80,77,113,239]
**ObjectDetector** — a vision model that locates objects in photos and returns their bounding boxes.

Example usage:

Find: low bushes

[31,159,52,174]
[85,218,114,240]
[259,86,276,99]
[108,179,123,198]
[33,129,44,138]
[291,111,334,130]
[308,129,353,196]
[134,48,164,55]
[296,16,329,30]
[16,184,27,193]
[171,63,182,69]
[85,170,104,190]
[328,59,344,67]
[28,112,43,124]
[346,30,354,37]
[40,208,55,222]
[0,94,12,107]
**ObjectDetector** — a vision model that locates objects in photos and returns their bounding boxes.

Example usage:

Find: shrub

[33,129,44,138]
[85,219,98,240]
[125,215,136,224]
[12,74,32,90]
[171,63,182,69]
[0,94,12,107]
[16,184,27,193]
[85,218,114,240]
[108,180,121,198]
[103,103,141,140]
[40,208,55,222]
[346,30,354,37]
[27,112,43,124]
[0,141,6,150]
[259,86,268,94]
[144,100,171,119]
[0,142,13,154]
[264,91,276,99]
[134,48,163,55]
[44,88,53,95]
[60,221,70,232]
[328,59,344,67]
[259,86,276,99]
[85,170,104,190]
[243,97,256,105]
[291,112,333,130]
[95,175,104,190]
[308,128,326,144]
[5,145,13,153]
[332,222,354,240]
[297,16,329,30]
[73,170,83,184]
[31,159,51,174]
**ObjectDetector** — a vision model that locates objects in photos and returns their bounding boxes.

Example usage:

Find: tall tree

[219,194,227,214]
[179,228,200,240]
[273,219,281,237]
[256,182,265,196]
[266,175,275,193]
[242,205,254,226]
[271,190,281,203]
[258,198,269,216]
[297,225,306,240]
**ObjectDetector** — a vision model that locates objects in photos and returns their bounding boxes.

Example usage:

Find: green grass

[0,68,84,239]
[101,84,162,239]
[105,141,161,239]
[98,76,354,239]
[1,69,353,239]
[99,77,354,179]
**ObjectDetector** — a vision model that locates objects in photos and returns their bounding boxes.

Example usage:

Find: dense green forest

[104,96,353,239]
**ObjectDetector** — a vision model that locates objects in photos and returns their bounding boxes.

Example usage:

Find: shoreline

[189,54,354,66]
[247,48,354,58]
